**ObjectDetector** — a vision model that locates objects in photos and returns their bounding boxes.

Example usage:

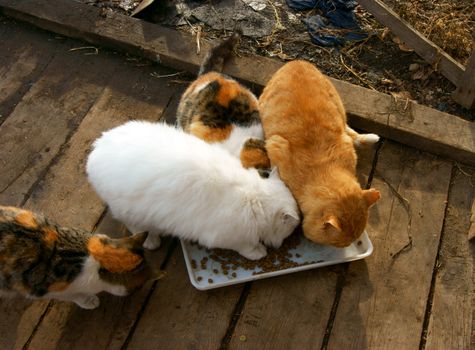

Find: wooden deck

[0,17,474,350]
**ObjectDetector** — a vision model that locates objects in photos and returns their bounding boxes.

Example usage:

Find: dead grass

[384,0,474,65]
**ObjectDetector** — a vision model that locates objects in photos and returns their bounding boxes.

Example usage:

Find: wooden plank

[0,32,117,350]
[336,80,475,166]
[356,0,464,86]
[126,246,244,350]
[1,0,473,166]
[0,0,207,73]
[24,62,178,350]
[453,48,475,109]
[161,85,187,125]
[327,142,453,349]
[228,146,377,349]
[228,268,339,349]
[0,39,116,207]
[424,165,475,349]
[0,18,61,126]
[469,199,475,241]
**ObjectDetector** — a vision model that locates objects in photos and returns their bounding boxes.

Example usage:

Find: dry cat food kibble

[205,231,311,275]
[183,230,374,288]
[200,257,208,269]
[208,278,214,284]
[191,259,197,269]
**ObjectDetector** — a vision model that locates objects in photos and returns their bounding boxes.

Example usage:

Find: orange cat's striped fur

[260,60,380,247]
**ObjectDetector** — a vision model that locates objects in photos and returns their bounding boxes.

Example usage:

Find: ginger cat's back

[260,60,380,247]
[260,61,356,194]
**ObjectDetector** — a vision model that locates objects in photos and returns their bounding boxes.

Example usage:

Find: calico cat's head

[259,169,300,248]
[302,187,380,247]
[88,232,166,293]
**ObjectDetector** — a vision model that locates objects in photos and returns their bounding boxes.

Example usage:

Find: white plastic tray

[181,231,373,290]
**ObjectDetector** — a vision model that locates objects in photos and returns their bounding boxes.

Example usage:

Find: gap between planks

[120,240,179,350]
[418,165,455,349]
[320,140,384,350]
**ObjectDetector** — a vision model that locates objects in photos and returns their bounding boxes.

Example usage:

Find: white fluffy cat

[86,121,299,260]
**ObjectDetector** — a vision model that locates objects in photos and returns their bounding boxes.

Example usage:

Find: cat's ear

[282,210,299,225]
[269,167,280,178]
[362,189,380,207]
[129,231,149,247]
[324,215,342,232]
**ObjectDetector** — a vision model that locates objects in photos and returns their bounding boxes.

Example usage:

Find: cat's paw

[265,135,290,163]
[75,294,100,310]
[240,138,271,171]
[107,285,129,297]
[239,243,267,260]
[355,133,380,147]
[143,234,161,250]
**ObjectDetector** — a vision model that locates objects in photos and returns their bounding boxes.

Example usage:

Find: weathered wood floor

[0,17,474,350]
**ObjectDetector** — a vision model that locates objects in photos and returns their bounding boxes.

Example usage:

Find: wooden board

[470,199,475,240]
[0,18,61,126]
[1,0,474,166]
[424,165,475,349]
[0,39,116,207]
[338,82,475,166]
[126,246,244,350]
[228,267,340,349]
[356,0,464,86]
[326,142,453,349]
[23,60,179,350]
[0,35,117,350]
[453,48,475,109]
[227,145,378,349]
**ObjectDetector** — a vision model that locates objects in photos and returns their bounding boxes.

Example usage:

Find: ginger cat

[260,60,380,247]
[177,31,270,176]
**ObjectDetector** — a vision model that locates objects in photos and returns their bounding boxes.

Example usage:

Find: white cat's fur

[221,122,264,159]
[86,121,299,260]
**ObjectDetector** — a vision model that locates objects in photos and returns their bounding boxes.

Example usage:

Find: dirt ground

[84,0,474,120]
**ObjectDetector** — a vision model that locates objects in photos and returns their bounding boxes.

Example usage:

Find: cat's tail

[198,29,242,76]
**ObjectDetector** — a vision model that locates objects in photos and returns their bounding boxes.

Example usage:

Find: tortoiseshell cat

[0,206,164,309]
[260,60,381,247]
[176,31,270,175]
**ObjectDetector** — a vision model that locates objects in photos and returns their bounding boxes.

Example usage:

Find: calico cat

[259,60,380,248]
[0,206,164,309]
[176,31,270,176]
[86,121,299,260]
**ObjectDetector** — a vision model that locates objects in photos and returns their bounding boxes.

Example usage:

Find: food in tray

[182,231,373,290]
